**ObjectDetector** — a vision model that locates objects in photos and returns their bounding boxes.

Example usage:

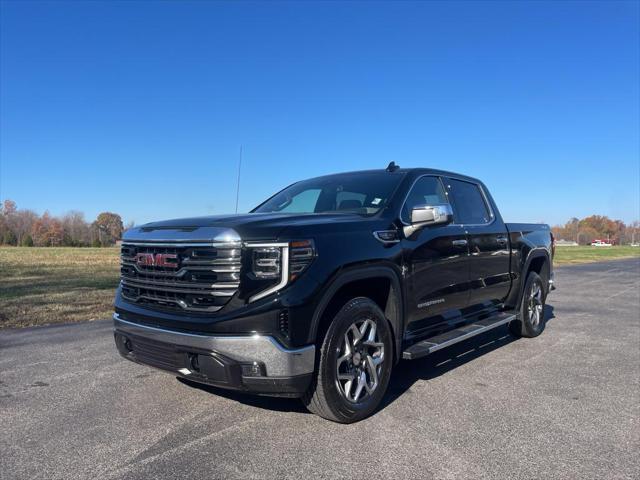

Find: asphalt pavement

[1,258,639,479]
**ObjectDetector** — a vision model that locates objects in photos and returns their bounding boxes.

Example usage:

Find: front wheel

[509,271,547,338]
[302,297,394,423]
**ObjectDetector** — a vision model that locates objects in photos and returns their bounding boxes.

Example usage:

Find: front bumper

[113,314,315,397]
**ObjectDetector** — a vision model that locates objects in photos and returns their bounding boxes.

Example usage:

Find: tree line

[551,215,640,245]
[0,199,131,247]
[1,198,638,247]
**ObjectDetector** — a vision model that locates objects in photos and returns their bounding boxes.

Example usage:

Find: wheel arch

[527,252,551,284]
[310,264,404,363]
[516,249,551,307]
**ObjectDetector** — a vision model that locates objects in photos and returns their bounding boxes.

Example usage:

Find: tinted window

[279,189,321,213]
[447,179,491,224]
[401,176,448,222]
[335,191,366,210]
[253,172,404,215]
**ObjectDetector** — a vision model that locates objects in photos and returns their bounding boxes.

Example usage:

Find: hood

[124,212,376,243]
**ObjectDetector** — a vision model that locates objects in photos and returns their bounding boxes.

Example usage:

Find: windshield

[252,172,405,215]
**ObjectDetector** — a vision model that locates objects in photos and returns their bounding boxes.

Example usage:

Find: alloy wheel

[335,318,385,403]
[528,281,544,328]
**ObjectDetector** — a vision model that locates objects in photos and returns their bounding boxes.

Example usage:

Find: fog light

[188,353,200,372]
[114,333,133,355]
[241,362,265,377]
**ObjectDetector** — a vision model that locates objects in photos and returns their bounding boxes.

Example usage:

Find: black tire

[509,271,547,338]
[302,297,394,423]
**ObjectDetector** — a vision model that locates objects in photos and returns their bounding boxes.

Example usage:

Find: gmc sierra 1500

[113,164,554,423]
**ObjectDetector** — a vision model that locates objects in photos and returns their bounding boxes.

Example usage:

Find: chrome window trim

[399,174,496,229]
[443,178,496,228]
[245,242,290,303]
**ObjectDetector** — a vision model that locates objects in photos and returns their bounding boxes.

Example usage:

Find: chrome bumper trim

[113,313,315,377]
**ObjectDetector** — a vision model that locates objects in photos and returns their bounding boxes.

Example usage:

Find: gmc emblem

[135,252,179,269]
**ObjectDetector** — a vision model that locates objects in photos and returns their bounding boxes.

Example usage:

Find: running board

[402,312,517,360]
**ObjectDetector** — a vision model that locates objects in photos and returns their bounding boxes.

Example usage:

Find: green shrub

[3,230,17,246]
[21,235,34,247]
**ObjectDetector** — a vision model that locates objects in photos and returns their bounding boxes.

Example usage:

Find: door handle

[496,236,508,246]
[452,239,468,247]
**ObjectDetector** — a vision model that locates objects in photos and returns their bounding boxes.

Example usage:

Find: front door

[401,176,471,326]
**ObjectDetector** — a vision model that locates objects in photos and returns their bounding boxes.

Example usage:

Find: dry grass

[553,245,640,265]
[0,247,120,329]
[2,244,639,329]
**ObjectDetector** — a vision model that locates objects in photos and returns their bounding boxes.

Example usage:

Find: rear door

[445,178,511,310]
[402,176,470,325]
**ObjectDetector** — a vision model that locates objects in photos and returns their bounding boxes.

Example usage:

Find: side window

[279,189,321,213]
[447,179,492,224]
[401,176,448,223]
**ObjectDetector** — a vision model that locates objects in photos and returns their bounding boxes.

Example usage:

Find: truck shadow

[179,305,555,416]
[180,378,312,414]
[381,304,555,410]
[176,377,311,413]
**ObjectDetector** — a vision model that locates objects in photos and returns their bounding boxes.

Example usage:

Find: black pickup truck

[114,164,554,423]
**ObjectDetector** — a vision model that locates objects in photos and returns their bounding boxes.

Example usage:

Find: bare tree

[61,211,90,246]
[628,221,640,244]
[1,199,17,216]
[0,199,130,247]
[12,210,38,245]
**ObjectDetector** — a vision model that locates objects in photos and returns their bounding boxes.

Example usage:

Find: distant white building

[555,239,579,247]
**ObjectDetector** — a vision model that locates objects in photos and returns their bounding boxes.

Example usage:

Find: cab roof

[311,167,483,186]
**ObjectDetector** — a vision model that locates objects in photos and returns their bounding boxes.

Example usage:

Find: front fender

[308,262,405,363]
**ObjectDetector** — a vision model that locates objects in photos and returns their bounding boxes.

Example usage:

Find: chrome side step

[402,312,517,360]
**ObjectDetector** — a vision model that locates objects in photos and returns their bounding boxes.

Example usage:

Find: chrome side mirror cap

[404,204,453,237]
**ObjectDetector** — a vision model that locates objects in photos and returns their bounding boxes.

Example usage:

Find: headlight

[252,247,281,279]
[247,240,316,302]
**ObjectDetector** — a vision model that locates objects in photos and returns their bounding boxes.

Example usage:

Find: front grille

[120,241,242,313]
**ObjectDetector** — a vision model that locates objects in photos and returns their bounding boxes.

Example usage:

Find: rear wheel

[302,297,393,423]
[509,271,547,338]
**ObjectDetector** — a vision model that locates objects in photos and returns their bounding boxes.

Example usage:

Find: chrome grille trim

[120,280,236,296]
[120,277,239,290]
[120,241,242,313]
[120,261,241,275]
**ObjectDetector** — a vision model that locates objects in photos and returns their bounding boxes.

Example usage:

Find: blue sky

[1,0,638,226]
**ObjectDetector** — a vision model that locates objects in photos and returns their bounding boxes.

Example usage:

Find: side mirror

[404,204,453,237]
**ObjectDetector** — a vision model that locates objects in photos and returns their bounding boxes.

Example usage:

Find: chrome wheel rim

[336,318,385,403]
[528,282,544,328]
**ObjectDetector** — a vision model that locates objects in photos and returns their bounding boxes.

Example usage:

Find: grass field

[0,247,120,329]
[553,245,640,265]
[1,245,639,329]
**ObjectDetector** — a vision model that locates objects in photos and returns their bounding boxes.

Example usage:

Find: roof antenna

[386,161,399,172]
[235,145,242,213]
